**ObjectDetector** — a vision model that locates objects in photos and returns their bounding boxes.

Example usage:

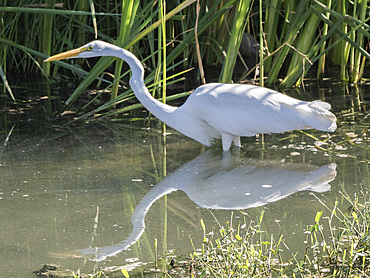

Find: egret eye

[81,45,94,52]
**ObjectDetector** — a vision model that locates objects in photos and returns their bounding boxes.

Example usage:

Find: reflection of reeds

[0,124,14,156]
[1,1,369,109]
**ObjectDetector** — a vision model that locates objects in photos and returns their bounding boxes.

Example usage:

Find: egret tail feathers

[296,101,337,132]
[308,100,332,111]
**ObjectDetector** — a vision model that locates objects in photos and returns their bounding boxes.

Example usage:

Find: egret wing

[188,83,308,136]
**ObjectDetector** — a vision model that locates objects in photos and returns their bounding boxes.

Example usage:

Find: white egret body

[45,41,337,150]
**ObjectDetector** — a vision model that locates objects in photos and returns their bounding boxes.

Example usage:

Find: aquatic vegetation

[300,192,370,277]
[189,211,287,277]
[1,0,369,111]
[70,191,370,277]
[165,192,370,277]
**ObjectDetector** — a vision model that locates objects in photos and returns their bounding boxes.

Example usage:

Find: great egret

[45,40,337,150]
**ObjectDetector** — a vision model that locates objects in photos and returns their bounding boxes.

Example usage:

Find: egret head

[44,40,116,62]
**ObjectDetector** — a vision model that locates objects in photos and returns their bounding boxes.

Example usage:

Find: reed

[267,0,370,88]
[59,0,196,112]
[258,0,264,86]
[160,0,167,133]
[40,0,55,76]
[1,0,370,116]
[350,0,368,83]
[152,190,370,277]
[111,0,139,101]
[0,65,15,102]
[317,0,331,79]
[265,0,311,86]
[219,0,252,83]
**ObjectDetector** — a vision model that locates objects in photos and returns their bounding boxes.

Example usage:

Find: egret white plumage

[45,40,337,150]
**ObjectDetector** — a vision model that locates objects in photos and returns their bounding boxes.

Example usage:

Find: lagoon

[0,79,368,277]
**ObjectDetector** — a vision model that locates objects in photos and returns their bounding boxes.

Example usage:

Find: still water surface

[0,80,369,277]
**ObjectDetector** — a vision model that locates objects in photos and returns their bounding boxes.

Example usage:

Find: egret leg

[233,136,241,148]
[222,150,232,165]
[221,133,233,151]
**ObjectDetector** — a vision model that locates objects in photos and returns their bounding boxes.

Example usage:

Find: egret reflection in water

[75,150,336,261]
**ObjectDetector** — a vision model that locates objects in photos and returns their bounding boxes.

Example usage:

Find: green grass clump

[300,192,370,277]
[65,191,370,277]
[177,192,370,277]
[187,212,287,277]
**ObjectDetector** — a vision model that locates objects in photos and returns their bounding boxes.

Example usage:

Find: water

[0,80,369,277]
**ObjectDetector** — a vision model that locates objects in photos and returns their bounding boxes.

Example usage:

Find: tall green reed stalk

[259,0,264,87]
[350,0,368,83]
[41,0,55,76]
[219,0,252,83]
[317,0,331,79]
[264,0,281,74]
[111,0,139,101]
[160,0,167,134]
[329,0,349,80]
[265,0,311,86]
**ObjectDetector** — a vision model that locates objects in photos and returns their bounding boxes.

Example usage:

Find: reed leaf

[111,0,140,101]
[264,0,281,73]
[317,0,332,79]
[311,7,370,60]
[0,38,51,73]
[279,15,344,88]
[77,0,88,46]
[350,0,367,83]
[285,11,321,80]
[313,0,370,36]
[0,6,118,16]
[0,64,16,102]
[259,0,264,86]
[265,0,311,86]
[60,0,196,111]
[88,0,98,39]
[159,0,167,133]
[164,0,238,71]
[41,0,55,76]
[279,7,370,88]
[219,0,252,83]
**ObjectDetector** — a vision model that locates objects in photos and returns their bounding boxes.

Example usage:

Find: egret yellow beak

[44,47,88,62]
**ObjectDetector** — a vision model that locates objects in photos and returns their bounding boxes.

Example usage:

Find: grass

[71,189,370,277]
[301,192,370,277]
[1,0,370,117]
[190,211,285,277]
[158,191,370,277]
[219,0,252,83]
[66,190,370,278]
